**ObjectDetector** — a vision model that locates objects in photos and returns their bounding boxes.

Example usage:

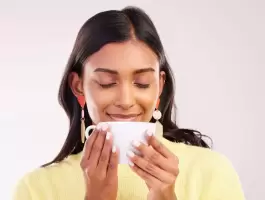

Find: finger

[81,127,100,164]
[145,130,173,158]
[88,123,109,168]
[97,132,113,173]
[132,140,178,175]
[107,145,119,178]
[127,151,173,183]
[129,162,159,188]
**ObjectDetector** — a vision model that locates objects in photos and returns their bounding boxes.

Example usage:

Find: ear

[68,72,83,97]
[159,71,166,96]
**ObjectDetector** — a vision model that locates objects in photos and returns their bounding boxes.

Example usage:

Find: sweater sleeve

[12,178,32,200]
[201,154,245,200]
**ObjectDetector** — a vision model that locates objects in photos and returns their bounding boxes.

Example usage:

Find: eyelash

[136,83,150,89]
[99,83,116,89]
[99,83,150,89]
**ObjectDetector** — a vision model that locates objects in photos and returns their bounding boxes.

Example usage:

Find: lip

[107,113,141,121]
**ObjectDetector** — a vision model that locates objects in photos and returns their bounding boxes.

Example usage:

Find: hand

[127,131,179,200]
[80,123,119,200]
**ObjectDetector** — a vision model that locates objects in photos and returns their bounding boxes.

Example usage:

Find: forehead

[84,40,159,72]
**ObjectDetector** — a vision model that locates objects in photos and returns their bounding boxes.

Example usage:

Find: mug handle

[85,125,96,139]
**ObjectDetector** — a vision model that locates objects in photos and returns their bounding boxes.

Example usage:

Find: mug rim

[102,121,155,125]
[85,122,156,139]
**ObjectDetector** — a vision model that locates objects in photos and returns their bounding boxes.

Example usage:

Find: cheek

[83,83,114,122]
[136,92,156,108]
[135,85,159,118]
[138,96,156,121]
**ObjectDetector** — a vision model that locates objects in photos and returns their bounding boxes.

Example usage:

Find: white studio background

[0,0,264,199]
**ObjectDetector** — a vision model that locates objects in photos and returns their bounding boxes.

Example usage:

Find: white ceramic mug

[85,122,156,164]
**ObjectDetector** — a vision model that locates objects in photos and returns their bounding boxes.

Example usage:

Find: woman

[13,6,245,200]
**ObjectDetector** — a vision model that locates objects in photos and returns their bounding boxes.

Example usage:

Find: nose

[114,83,135,110]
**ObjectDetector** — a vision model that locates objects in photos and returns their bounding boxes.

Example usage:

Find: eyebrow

[93,67,155,74]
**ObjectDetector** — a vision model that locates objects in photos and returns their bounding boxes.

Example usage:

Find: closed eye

[97,82,150,89]
[99,83,116,88]
[135,83,150,89]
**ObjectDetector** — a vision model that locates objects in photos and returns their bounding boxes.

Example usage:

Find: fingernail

[146,129,153,137]
[126,151,135,158]
[106,132,111,140]
[96,122,108,131]
[128,160,134,166]
[112,145,116,153]
[96,123,101,130]
[132,140,140,147]
[101,123,109,131]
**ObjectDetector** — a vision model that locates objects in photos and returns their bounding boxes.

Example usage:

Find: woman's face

[71,40,165,124]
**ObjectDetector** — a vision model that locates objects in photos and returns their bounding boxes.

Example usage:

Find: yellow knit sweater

[12,126,245,200]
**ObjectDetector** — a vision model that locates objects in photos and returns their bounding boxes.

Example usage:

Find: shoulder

[12,153,82,200]
[20,153,81,182]
[160,136,232,168]
[161,136,239,177]
[161,137,245,199]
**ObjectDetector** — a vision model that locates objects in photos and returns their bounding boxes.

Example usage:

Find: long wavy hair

[43,6,211,167]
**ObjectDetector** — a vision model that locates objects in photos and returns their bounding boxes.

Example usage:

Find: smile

[107,113,141,121]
